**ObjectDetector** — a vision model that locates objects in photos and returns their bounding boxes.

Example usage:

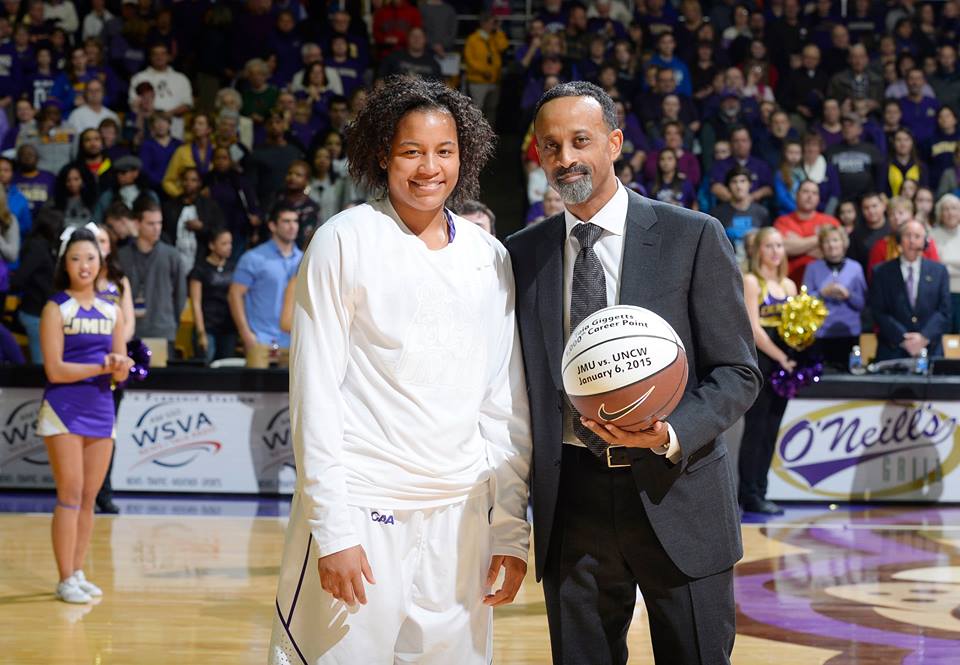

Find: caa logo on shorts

[371,511,395,525]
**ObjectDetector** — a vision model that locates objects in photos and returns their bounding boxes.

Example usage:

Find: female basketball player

[269,76,532,664]
[739,227,797,516]
[37,227,133,603]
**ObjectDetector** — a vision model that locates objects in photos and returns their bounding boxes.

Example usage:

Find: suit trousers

[542,445,735,665]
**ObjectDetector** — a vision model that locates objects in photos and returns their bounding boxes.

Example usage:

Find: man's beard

[552,164,594,204]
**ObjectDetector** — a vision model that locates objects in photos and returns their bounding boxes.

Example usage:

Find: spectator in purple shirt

[26,46,57,109]
[326,35,364,96]
[12,143,55,215]
[899,68,940,146]
[0,320,25,365]
[15,18,38,72]
[644,120,700,187]
[269,10,302,87]
[537,0,566,33]
[138,111,181,193]
[614,99,649,173]
[815,98,843,150]
[647,147,697,209]
[803,225,867,369]
[0,19,21,113]
[710,125,774,204]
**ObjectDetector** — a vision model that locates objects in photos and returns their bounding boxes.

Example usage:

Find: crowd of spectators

[0,0,412,365]
[509,0,960,365]
[1,0,960,368]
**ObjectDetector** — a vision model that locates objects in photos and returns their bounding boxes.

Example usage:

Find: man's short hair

[104,201,133,222]
[859,191,884,208]
[458,199,496,233]
[270,203,300,223]
[534,81,618,132]
[724,164,753,186]
[148,111,171,128]
[133,193,161,219]
[179,165,200,181]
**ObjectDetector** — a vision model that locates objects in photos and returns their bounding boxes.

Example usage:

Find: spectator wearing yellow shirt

[464,13,508,121]
[162,113,214,198]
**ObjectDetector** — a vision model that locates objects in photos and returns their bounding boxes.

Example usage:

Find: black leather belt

[564,443,634,469]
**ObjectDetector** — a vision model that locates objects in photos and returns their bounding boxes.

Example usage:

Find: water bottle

[269,339,280,368]
[848,345,864,375]
[734,240,747,268]
[915,348,929,375]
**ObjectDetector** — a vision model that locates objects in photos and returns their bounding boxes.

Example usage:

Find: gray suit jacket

[505,189,762,580]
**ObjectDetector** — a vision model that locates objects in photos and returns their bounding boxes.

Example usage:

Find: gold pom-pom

[778,285,829,351]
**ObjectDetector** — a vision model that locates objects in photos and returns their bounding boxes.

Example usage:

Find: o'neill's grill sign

[770,400,960,501]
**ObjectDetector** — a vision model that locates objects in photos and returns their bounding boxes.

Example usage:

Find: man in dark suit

[505,81,762,665]
[871,220,951,361]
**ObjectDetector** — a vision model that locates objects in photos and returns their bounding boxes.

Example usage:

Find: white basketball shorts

[269,489,494,665]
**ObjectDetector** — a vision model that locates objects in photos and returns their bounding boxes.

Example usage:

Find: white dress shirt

[900,255,922,307]
[562,182,681,461]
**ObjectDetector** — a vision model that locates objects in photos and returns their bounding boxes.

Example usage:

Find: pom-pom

[769,357,824,399]
[121,339,152,387]
[777,286,829,351]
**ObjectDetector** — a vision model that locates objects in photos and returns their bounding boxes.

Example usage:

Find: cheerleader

[268,76,531,664]
[739,227,797,516]
[37,226,133,603]
[92,223,136,514]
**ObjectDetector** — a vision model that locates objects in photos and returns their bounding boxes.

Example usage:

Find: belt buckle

[605,445,631,468]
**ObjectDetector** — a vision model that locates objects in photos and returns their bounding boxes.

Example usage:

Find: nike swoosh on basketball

[598,386,656,422]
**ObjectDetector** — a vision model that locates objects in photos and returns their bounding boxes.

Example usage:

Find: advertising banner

[1,388,298,494]
[248,392,297,494]
[769,399,960,502]
[114,391,260,492]
[0,387,54,489]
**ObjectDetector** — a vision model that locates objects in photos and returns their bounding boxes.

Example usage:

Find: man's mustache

[554,165,591,180]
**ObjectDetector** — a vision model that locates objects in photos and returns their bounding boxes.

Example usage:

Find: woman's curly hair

[345,76,496,209]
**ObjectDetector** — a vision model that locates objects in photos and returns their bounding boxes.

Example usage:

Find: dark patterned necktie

[570,222,609,456]
[906,265,917,309]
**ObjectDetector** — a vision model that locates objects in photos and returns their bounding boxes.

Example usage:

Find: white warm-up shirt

[291,198,532,560]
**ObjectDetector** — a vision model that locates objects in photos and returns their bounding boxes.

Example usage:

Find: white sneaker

[72,570,103,597]
[56,577,92,604]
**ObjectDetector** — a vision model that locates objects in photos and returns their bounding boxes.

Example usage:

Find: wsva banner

[0,388,54,489]
[114,391,296,494]
[0,389,296,494]
[769,399,960,501]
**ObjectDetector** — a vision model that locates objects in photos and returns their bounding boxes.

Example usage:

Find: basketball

[562,305,688,432]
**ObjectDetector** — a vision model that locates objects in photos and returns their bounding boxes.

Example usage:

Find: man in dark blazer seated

[504,81,762,665]
[871,219,951,361]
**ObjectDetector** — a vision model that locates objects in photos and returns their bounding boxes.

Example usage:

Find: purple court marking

[737,508,960,664]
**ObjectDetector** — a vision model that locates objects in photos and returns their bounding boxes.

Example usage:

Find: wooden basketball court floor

[1,496,958,664]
